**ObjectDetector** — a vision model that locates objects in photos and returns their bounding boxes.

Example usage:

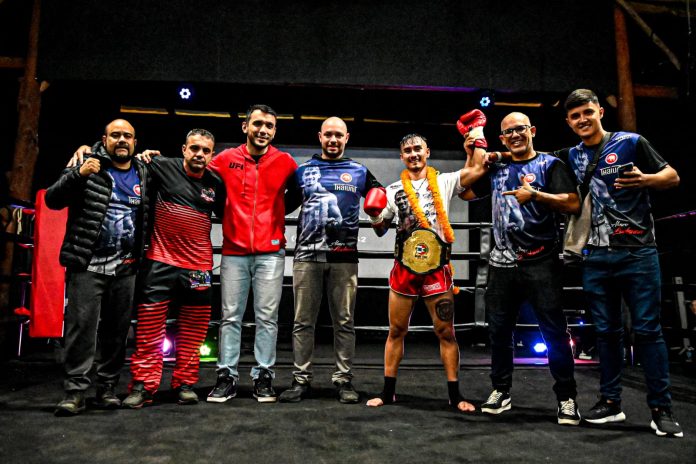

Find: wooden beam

[0,57,25,69]
[615,6,637,131]
[630,2,696,18]
[1,0,41,308]
[615,0,682,71]
[634,84,680,98]
[9,0,41,203]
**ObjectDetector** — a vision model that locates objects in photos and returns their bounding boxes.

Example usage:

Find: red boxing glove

[457,109,488,148]
[364,187,387,218]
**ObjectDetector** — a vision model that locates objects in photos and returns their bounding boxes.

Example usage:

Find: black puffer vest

[44,142,150,270]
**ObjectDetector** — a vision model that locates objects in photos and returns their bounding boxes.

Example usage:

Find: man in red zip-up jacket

[206,104,298,403]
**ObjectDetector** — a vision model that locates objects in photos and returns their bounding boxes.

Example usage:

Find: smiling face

[399,136,430,174]
[566,101,604,143]
[499,112,535,160]
[182,133,215,175]
[318,117,350,159]
[103,119,136,163]
[243,110,276,154]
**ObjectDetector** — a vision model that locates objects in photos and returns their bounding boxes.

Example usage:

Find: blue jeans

[583,247,671,408]
[217,251,285,380]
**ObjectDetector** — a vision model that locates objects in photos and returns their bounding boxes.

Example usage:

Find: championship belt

[395,228,451,275]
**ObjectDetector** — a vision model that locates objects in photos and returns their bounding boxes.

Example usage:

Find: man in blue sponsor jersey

[561,89,682,437]
[461,112,582,425]
[280,117,386,404]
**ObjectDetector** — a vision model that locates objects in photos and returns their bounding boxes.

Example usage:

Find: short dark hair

[185,128,215,144]
[399,133,427,148]
[246,104,277,121]
[564,89,599,111]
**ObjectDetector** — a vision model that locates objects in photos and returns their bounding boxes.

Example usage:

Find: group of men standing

[46,89,683,438]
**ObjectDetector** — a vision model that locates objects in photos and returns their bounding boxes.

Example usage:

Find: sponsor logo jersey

[383,170,463,242]
[290,155,381,262]
[562,132,668,248]
[145,157,224,270]
[88,165,141,275]
[472,152,576,267]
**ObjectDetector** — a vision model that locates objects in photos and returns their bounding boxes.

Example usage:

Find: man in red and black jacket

[206,104,298,403]
[121,129,225,407]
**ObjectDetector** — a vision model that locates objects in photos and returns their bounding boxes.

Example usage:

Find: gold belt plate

[401,229,445,274]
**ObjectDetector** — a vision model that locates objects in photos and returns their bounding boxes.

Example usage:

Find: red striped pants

[129,260,212,392]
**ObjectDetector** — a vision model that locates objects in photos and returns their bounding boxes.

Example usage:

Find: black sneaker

[253,369,277,403]
[481,389,511,414]
[177,385,199,405]
[122,382,153,409]
[54,391,86,416]
[650,408,684,438]
[557,398,581,426]
[95,385,121,409]
[206,374,237,403]
[279,381,311,403]
[584,398,626,424]
[336,381,359,404]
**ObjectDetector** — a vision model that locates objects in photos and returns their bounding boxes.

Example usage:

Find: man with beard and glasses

[461,112,581,426]
[47,119,151,416]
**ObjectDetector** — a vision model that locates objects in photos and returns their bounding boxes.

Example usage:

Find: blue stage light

[533,342,547,354]
[178,86,193,100]
[479,90,494,108]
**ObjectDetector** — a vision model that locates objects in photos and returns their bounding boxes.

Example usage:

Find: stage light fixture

[479,90,494,108]
[533,342,548,354]
[178,86,193,100]
[162,337,173,355]
[199,343,212,357]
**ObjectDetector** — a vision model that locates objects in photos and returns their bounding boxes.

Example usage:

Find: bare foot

[366,397,384,407]
[457,400,475,413]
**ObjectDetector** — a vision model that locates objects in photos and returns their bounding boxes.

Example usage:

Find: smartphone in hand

[617,162,634,177]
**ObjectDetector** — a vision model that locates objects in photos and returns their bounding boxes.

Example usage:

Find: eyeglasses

[500,125,531,136]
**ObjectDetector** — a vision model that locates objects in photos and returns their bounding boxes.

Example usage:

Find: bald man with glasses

[460,112,582,425]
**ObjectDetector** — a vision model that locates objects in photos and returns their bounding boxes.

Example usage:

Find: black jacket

[45,142,150,270]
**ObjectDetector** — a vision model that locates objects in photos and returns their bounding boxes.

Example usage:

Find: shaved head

[318,117,350,159]
[500,112,531,130]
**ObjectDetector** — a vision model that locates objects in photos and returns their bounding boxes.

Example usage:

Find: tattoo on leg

[436,299,454,322]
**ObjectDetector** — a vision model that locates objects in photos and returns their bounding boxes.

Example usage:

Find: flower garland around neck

[400,167,459,294]
[400,167,455,243]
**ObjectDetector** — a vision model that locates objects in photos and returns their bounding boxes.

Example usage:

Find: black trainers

[122,382,153,409]
[481,389,511,414]
[336,381,359,404]
[54,391,86,416]
[279,381,311,403]
[650,408,684,438]
[253,369,277,403]
[584,398,626,424]
[95,385,121,409]
[177,385,199,405]
[207,374,237,403]
[557,398,581,426]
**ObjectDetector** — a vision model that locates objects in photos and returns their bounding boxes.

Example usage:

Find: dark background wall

[7,0,694,276]
[38,0,616,93]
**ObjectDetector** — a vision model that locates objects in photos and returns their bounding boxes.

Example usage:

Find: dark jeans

[62,270,136,392]
[583,247,671,408]
[485,257,577,400]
